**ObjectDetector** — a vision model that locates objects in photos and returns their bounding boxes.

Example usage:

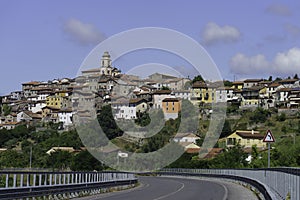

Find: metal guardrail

[0,171,137,199]
[158,168,300,200]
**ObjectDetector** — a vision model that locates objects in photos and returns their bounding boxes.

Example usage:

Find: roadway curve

[77,176,230,200]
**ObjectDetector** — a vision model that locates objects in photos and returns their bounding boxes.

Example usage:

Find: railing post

[59,174,62,185]
[54,174,57,185]
[39,174,42,186]
[26,174,30,187]
[33,174,36,187]
[67,174,70,184]
[13,174,17,188]
[63,174,66,185]
[20,174,24,187]
[5,174,9,188]
[71,173,74,184]
[44,174,47,186]
[50,174,53,186]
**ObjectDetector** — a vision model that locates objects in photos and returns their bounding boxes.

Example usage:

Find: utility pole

[267,143,270,168]
[263,130,275,168]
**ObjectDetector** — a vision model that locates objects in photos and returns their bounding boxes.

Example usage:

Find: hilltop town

[0,51,300,169]
[1,51,299,131]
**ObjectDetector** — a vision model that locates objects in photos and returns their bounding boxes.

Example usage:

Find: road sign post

[263,130,275,168]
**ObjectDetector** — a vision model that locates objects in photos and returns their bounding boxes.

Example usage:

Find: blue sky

[1,0,300,95]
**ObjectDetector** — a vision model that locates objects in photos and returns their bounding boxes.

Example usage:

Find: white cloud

[230,47,300,76]
[266,4,292,17]
[202,22,241,45]
[273,48,300,74]
[230,53,270,75]
[63,18,106,45]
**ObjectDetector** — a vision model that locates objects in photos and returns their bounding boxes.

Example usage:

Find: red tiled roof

[162,98,179,102]
[235,130,264,139]
[153,90,172,94]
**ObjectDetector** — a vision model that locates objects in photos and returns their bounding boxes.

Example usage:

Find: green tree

[46,150,73,170]
[192,75,204,83]
[0,129,11,147]
[0,150,27,168]
[294,74,299,79]
[97,105,123,140]
[220,120,232,138]
[209,145,248,168]
[223,80,233,87]
[276,113,286,121]
[71,151,104,171]
[2,104,11,116]
[161,86,170,90]
[135,112,151,127]
[249,108,270,124]
[268,76,273,81]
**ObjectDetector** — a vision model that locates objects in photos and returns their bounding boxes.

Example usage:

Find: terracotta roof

[278,78,298,84]
[235,130,264,139]
[162,98,179,102]
[277,88,293,92]
[268,83,281,88]
[129,98,147,104]
[153,90,172,94]
[22,81,41,85]
[58,108,73,113]
[203,148,224,159]
[81,68,100,73]
[2,121,19,125]
[23,111,42,119]
[244,79,263,83]
[232,81,244,85]
[42,106,60,111]
[192,81,207,88]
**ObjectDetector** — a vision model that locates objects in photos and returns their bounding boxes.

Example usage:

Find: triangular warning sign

[263,130,275,142]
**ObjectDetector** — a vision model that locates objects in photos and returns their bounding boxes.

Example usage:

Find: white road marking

[153,180,185,200]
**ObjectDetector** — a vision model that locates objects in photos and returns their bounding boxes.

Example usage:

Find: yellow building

[46,95,71,109]
[54,90,71,97]
[232,81,244,90]
[190,81,217,105]
[162,98,181,119]
[226,130,266,149]
[240,99,260,107]
[46,95,63,109]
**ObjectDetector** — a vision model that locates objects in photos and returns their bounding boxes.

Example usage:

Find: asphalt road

[78,176,228,200]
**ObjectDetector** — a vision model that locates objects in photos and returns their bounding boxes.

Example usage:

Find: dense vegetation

[0,103,300,171]
[0,125,104,171]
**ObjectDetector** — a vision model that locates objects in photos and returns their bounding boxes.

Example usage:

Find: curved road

[78,176,228,200]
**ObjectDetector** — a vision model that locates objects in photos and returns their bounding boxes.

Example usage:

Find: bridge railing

[159,168,300,200]
[0,171,137,199]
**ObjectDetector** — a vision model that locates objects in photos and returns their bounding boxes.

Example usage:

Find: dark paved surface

[78,176,227,200]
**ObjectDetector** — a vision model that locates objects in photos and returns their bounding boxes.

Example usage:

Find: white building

[152,90,173,109]
[111,97,137,120]
[173,133,200,143]
[58,108,73,128]
[173,90,191,100]
[266,83,281,98]
[28,101,46,113]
